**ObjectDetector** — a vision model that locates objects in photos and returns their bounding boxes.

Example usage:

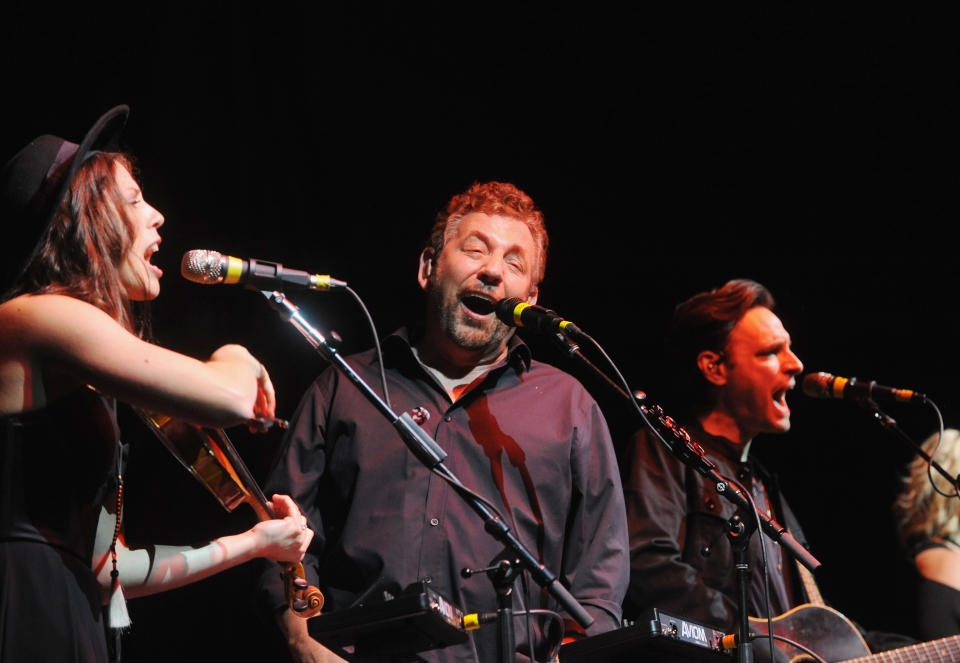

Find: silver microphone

[181,249,229,284]
[180,249,346,290]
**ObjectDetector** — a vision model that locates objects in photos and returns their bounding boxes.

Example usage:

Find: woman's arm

[0,293,273,425]
[93,494,311,600]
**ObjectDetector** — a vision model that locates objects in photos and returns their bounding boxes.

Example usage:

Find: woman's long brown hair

[5,152,148,335]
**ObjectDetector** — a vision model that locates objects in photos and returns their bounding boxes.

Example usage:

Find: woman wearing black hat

[0,106,312,661]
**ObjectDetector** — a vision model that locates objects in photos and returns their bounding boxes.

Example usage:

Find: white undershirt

[411,345,506,402]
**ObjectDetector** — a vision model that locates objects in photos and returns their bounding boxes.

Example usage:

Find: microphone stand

[547,332,820,663]
[549,332,820,572]
[465,558,523,663]
[258,290,592,662]
[859,397,960,492]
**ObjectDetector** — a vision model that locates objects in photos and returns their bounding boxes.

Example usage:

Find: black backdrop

[3,3,958,659]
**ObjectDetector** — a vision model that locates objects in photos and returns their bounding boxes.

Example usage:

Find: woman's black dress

[1,388,119,662]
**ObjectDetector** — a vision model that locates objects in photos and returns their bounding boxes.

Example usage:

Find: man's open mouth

[772,388,788,407]
[461,293,495,315]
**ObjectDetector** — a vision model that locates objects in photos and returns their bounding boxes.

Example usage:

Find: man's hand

[288,638,348,663]
[277,607,347,663]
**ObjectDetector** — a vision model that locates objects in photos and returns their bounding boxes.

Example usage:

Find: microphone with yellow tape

[802,372,926,405]
[181,249,347,291]
[494,297,589,343]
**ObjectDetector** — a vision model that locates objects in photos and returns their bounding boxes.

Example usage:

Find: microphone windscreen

[494,297,524,327]
[801,372,832,399]
[181,249,225,284]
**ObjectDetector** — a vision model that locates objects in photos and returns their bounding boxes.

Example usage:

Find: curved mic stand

[258,290,592,662]
[549,332,820,572]
[858,396,959,492]
[546,332,820,663]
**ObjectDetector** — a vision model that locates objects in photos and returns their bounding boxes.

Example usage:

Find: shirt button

[429,518,440,526]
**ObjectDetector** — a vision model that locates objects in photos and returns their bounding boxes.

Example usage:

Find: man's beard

[429,283,511,351]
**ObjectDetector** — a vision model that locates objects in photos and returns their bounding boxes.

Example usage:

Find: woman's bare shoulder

[0,295,104,413]
[0,293,132,374]
[1,292,105,314]
[0,293,115,335]
[916,544,960,591]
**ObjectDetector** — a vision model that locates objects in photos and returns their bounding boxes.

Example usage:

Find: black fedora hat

[1,105,129,285]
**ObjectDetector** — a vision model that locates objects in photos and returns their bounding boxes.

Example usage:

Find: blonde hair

[894,428,960,547]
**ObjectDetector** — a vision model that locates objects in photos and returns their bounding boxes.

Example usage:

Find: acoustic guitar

[749,604,959,662]
[640,402,956,662]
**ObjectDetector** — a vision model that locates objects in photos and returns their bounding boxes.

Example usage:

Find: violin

[136,410,324,617]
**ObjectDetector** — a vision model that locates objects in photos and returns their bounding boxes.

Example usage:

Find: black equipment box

[308,583,467,661]
[559,608,731,663]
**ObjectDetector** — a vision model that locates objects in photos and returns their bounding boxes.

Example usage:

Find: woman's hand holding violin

[254,494,313,563]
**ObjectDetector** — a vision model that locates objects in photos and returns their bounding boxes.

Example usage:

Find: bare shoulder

[0,293,139,390]
[916,545,960,591]
[0,295,111,413]
[0,294,120,347]
[0,292,112,320]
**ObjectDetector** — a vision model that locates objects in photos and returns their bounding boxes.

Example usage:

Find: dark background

[3,2,958,659]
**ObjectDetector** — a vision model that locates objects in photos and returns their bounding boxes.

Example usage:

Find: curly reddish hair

[427,181,548,285]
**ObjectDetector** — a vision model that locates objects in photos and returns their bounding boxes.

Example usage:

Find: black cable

[429,465,507,522]
[922,398,955,498]
[343,285,391,409]
[523,609,565,663]
[748,632,829,663]
[725,473,776,663]
[515,576,536,663]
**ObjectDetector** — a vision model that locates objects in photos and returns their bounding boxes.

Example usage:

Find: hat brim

[46,105,129,227]
[1,105,131,291]
[77,104,129,163]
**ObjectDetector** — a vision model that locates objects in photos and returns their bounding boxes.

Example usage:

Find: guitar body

[749,604,870,662]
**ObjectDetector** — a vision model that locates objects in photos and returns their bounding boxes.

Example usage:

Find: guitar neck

[842,634,960,663]
[795,560,825,606]
[752,599,957,663]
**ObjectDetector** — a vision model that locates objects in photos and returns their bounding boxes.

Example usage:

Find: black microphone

[802,372,926,404]
[494,298,587,342]
[181,250,346,291]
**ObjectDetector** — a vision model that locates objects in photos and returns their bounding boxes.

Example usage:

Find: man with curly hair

[259,182,628,662]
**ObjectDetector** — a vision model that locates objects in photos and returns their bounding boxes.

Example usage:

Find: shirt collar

[383,327,532,374]
[683,418,749,466]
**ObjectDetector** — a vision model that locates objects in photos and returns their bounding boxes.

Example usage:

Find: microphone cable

[341,285,391,410]
[923,399,951,498]
[722,473,778,663]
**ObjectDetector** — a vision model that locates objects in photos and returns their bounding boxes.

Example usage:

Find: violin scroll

[286,562,324,618]
[137,410,325,616]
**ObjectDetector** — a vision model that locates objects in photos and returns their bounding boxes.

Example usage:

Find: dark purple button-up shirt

[259,330,628,662]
